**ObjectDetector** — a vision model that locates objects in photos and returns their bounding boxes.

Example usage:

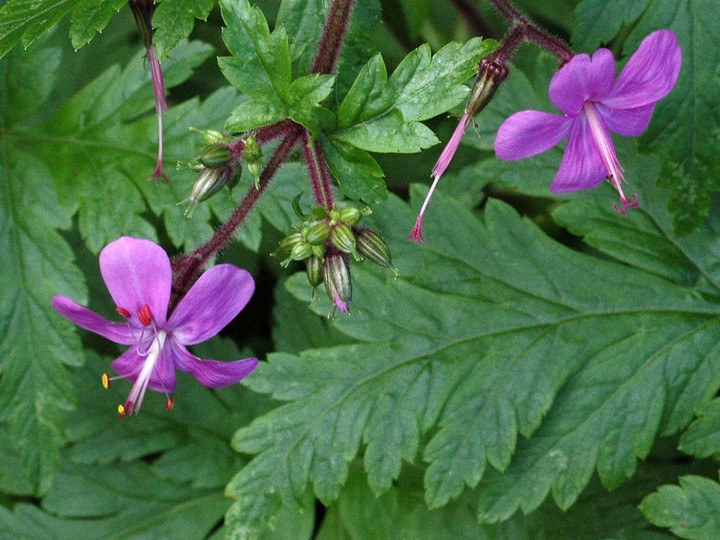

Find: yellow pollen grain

[101,373,110,389]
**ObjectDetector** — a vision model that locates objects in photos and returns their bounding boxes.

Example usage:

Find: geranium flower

[52,237,258,416]
[494,30,681,214]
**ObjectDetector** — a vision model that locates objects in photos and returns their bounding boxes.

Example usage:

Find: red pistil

[138,304,152,326]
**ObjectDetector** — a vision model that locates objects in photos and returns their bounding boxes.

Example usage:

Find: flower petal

[99,237,171,326]
[494,110,571,160]
[168,265,254,345]
[602,30,682,110]
[551,115,607,193]
[52,296,135,345]
[169,340,258,388]
[110,335,177,393]
[595,102,656,136]
[549,49,616,115]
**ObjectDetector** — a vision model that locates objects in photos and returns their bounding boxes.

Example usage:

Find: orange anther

[137,304,152,326]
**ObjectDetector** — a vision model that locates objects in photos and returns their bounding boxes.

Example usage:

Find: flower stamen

[116,307,131,318]
[138,304,153,326]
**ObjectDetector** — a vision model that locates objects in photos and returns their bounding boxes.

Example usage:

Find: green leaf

[572,0,652,50]
[219,0,291,101]
[331,38,495,153]
[69,0,125,50]
[0,47,88,495]
[679,398,720,459]
[31,40,220,253]
[152,0,215,59]
[640,475,720,539]
[0,461,231,539]
[224,151,720,532]
[321,135,387,203]
[0,0,79,59]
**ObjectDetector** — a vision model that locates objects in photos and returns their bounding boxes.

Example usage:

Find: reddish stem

[311,0,357,74]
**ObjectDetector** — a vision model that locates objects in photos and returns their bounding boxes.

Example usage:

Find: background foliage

[1,0,719,538]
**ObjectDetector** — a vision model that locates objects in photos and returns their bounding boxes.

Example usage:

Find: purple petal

[495,110,571,160]
[168,265,254,345]
[602,30,681,110]
[52,296,135,345]
[595,102,656,136]
[99,237,171,327]
[169,340,258,388]
[551,115,608,193]
[549,49,616,115]
[110,335,177,393]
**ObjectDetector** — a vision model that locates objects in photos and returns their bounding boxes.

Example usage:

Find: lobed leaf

[640,475,720,539]
[153,0,215,59]
[224,154,720,532]
[69,0,126,50]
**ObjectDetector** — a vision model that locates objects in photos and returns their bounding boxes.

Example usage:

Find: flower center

[583,102,639,215]
[117,330,167,417]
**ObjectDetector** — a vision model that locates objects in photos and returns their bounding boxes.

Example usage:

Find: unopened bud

[189,165,239,206]
[323,251,352,312]
[306,256,323,288]
[339,206,362,226]
[465,59,508,117]
[243,135,263,183]
[303,222,331,245]
[196,144,232,169]
[278,232,303,253]
[356,228,398,275]
[331,223,357,256]
[289,242,312,262]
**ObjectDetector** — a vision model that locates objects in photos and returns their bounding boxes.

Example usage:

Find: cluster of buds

[182,129,265,216]
[276,202,398,313]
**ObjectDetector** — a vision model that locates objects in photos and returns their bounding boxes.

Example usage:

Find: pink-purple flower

[494,30,681,214]
[52,237,258,417]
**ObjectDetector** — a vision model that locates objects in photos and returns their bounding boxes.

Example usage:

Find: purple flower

[494,30,681,214]
[52,237,258,417]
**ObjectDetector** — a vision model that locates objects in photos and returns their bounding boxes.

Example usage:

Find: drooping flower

[129,0,169,183]
[494,30,681,214]
[52,237,258,416]
[409,59,507,242]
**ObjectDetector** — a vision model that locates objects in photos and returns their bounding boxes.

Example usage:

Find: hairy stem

[311,0,357,74]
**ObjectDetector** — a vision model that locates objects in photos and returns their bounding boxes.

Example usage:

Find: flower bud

[331,223,357,256]
[339,206,362,225]
[278,232,303,252]
[465,59,509,117]
[289,242,312,262]
[323,251,352,313]
[243,135,263,183]
[189,165,239,206]
[303,222,331,245]
[306,255,323,288]
[196,144,232,169]
[356,227,399,275]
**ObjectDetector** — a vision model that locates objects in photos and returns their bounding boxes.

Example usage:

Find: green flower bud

[331,223,357,256]
[243,135,262,163]
[278,232,303,253]
[289,242,312,262]
[465,59,509,118]
[339,206,362,226]
[311,244,326,259]
[189,127,229,144]
[356,227,399,275]
[323,251,352,313]
[303,222,331,245]
[306,255,323,288]
[196,144,232,169]
[184,164,239,217]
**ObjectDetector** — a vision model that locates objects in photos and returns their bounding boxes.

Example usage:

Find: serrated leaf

[0,0,79,59]
[640,475,720,539]
[332,38,495,153]
[69,0,125,50]
[153,0,215,59]
[224,152,720,532]
[0,48,88,494]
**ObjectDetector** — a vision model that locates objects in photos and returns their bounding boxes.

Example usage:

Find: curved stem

[311,0,357,74]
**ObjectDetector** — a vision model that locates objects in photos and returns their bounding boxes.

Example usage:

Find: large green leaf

[153,0,215,59]
[223,148,720,533]
[0,44,87,495]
